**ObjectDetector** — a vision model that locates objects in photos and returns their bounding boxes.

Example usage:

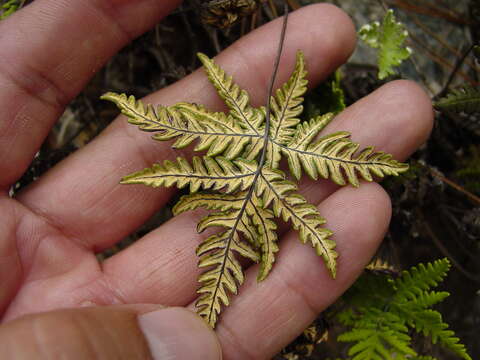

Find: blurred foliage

[456,146,480,194]
[358,9,412,79]
[336,259,471,360]
[0,0,23,19]
[435,86,480,113]
[303,70,346,118]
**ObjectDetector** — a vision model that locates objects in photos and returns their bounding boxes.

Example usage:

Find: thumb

[0,305,222,360]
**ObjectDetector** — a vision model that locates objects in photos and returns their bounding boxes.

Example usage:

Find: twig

[386,0,470,25]
[376,0,388,12]
[428,167,480,205]
[408,32,478,86]
[421,213,480,283]
[411,14,476,72]
[436,44,475,99]
[267,0,278,18]
[285,0,301,11]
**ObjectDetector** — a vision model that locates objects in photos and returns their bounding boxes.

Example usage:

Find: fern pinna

[102,51,408,328]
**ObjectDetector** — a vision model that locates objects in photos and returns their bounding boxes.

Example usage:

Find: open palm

[0,1,433,358]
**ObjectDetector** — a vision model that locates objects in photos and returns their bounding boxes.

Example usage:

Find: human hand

[0,1,433,359]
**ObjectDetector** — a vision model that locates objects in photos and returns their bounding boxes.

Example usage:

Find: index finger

[0,0,181,190]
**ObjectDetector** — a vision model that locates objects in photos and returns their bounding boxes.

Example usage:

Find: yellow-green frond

[197,53,264,134]
[283,130,409,186]
[283,113,334,179]
[173,192,247,215]
[246,196,279,281]
[172,102,259,158]
[121,156,257,193]
[196,227,259,327]
[258,172,337,278]
[108,51,412,329]
[101,92,158,130]
[269,51,308,146]
[101,92,261,158]
[288,113,335,150]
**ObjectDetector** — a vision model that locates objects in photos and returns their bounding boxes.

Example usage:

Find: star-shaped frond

[103,51,408,328]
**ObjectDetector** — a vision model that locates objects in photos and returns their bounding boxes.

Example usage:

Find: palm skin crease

[0,1,433,358]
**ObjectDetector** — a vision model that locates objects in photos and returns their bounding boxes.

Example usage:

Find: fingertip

[327,182,391,256]
[139,307,222,360]
[383,79,434,141]
[329,79,434,161]
[298,3,357,68]
[373,80,434,158]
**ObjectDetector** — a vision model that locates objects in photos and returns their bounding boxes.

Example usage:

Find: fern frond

[1,0,21,19]
[191,190,263,327]
[100,93,261,158]
[197,53,264,134]
[171,102,254,157]
[359,9,411,79]
[336,259,472,360]
[414,291,449,308]
[101,92,175,133]
[173,191,247,214]
[435,86,480,113]
[269,51,308,146]
[282,128,409,186]
[338,310,416,360]
[259,171,337,277]
[394,259,450,302]
[243,51,308,167]
[196,229,258,327]
[409,310,472,360]
[106,50,410,328]
[246,196,279,281]
[121,156,257,193]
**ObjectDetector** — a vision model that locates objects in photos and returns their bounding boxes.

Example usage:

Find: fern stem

[258,3,288,171]
[420,211,480,283]
[203,5,290,324]
[436,44,475,99]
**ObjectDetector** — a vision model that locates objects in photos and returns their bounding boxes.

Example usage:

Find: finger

[0,305,222,360]
[18,4,357,251]
[0,198,27,313]
[213,183,391,360]
[101,79,432,305]
[0,0,181,189]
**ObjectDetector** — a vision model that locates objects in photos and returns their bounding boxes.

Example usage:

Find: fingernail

[138,307,222,360]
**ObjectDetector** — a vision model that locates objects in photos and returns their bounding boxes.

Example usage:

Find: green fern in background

[0,0,23,19]
[358,9,412,79]
[335,259,471,360]
[435,86,480,114]
[303,69,345,119]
